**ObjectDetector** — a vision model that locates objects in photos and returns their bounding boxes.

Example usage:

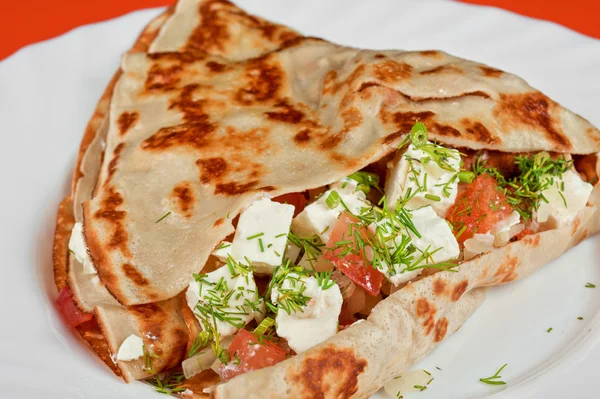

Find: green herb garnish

[479,363,508,385]
[155,211,171,223]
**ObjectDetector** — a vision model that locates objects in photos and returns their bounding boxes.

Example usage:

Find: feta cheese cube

[385,143,460,216]
[370,206,459,286]
[230,198,294,274]
[185,264,264,337]
[272,273,343,353]
[292,178,369,242]
[463,233,495,261]
[116,334,144,361]
[409,206,460,264]
[212,241,233,262]
[535,170,593,228]
[68,222,96,274]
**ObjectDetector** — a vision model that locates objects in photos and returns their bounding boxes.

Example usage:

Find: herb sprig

[479,363,508,385]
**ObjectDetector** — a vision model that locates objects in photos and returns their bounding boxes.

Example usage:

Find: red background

[2,0,599,61]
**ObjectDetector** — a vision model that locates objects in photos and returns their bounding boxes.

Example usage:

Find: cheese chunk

[186,264,264,337]
[292,178,369,242]
[68,222,96,274]
[370,206,460,286]
[230,198,294,274]
[211,241,232,262]
[463,233,495,261]
[535,170,593,228]
[463,211,522,260]
[116,334,144,361]
[385,143,460,216]
[272,273,343,353]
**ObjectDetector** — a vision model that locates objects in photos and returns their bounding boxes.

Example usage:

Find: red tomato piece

[220,329,288,382]
[516,228,534,240]
[324,213,384,296]
[56,287,93,328]
[446,174,512,245]
[273,192,308,216]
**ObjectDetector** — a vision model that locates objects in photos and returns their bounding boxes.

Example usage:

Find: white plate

[1,1,599,398]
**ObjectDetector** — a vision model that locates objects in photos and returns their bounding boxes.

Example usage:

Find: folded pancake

[54,0,600,394]
[55,0,300,382]
[82,39,600,306]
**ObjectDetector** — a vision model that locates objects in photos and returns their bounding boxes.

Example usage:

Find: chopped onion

[182,336,233,379]
[331,270,355,299]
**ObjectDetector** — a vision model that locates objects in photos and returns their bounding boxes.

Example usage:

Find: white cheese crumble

[272,273,343,353]
[535,170,593,229]
[211,241,232,262]
[68,222,96,274]
[463,210,522,260]
[370,206,460,286]
[229,198,294,274]
[292,178,370,243]
[385,142,461,216]
[185,264,265,337]
[116,334,144,361]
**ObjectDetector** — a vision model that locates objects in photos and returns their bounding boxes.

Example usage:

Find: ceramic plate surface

[1,0,599,397]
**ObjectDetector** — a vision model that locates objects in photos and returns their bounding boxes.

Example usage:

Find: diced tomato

[56,287,93,328]
[446,174,512,245]
[273,193,308,216]
[324,213,384,296]
[220,329,288,381]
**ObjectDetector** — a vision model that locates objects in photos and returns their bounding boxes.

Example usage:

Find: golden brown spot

[215,181,258,196]
[523,234,541,248]
[122,263,149,286]
[451,280,469,302]
[374,54,386,59]
[117,112,139,136]
[294,129,311,144]
[213,218,224,227]
[171,182,195,217]
[420,50,441,57]
[142,122,215,150]
[265,100,305,123]
[415,297,437,335]
[434,317,449,342]
[145,64,183,92]
[461,119,501,145]
[433,279,447,296]
[183,0,231,54]
[235,57,283,105]
[494,255,520,284]
[495,93,571,150]
[322,70,339,95]
[319,107,361,150]
[420,65,463,75]
[372,60,413,83]
[289,346,367,399]
[259,185,277,192]
[431,123,461,138]
[205,61,228,72]
[105,143,125,185]
[142,84,217,151]
[196,158,228,184]
[480,66,504,78]
[388,111,436,133]
[93,187,130,257]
